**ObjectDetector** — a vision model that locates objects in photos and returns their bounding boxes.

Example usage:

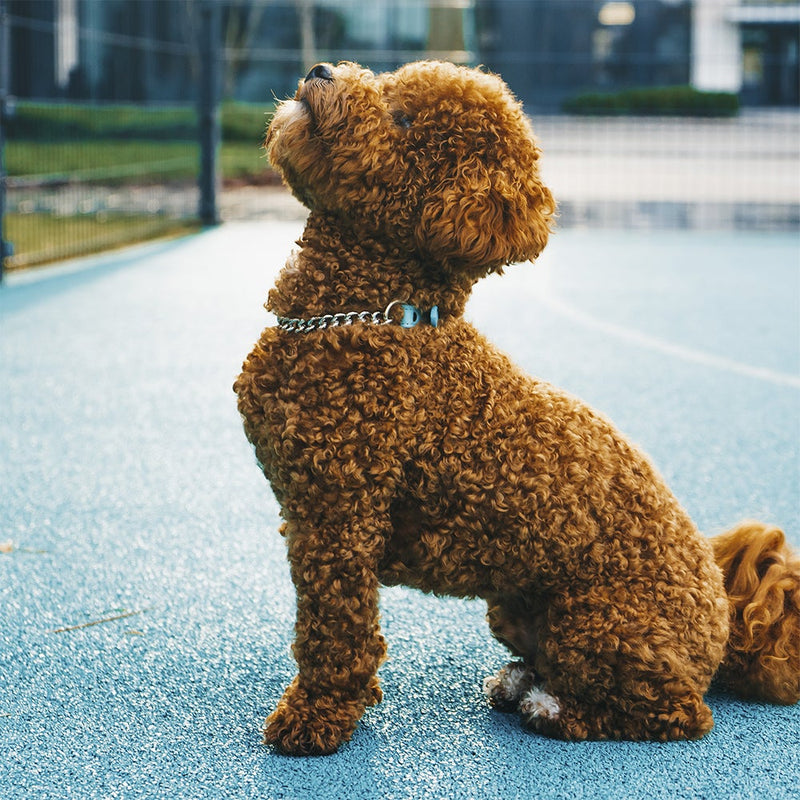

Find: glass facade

[6,0,799,106]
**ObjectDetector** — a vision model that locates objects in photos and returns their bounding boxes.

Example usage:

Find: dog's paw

[483,661,535,711]
[519,687,561,723]
[263,705,348,756]
[262,678,366,756]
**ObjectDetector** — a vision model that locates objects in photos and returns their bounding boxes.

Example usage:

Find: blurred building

[479,0,691,109]
[693,0,800,106]
[5,0,799,108]
[6,0,475,102]
[480,0,799,109]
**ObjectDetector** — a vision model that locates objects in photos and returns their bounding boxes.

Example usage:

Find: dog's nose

[304,63,333,83]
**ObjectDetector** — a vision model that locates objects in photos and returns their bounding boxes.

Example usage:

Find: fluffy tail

[710,521,800,704]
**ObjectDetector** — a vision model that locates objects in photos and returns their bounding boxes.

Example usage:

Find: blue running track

[1,223,798,799]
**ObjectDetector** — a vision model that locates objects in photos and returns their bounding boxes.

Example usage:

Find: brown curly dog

[234,60,800,755]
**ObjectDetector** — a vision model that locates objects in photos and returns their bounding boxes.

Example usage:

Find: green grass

[6,99,274,182]
[7,140,270,182]
[221,140,271,181]
[3,101,275,270]
[5,212,201,270]
[7,140,197,180]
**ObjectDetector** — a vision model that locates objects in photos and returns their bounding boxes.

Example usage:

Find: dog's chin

[267,99,309,143]
[266,99,317,173]
[264,103,321,209]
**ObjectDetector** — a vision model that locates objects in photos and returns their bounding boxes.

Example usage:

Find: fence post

[0,0,10,281]
[198,0,221,227]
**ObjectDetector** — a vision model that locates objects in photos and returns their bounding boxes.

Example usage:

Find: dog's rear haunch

[234,61,799,755]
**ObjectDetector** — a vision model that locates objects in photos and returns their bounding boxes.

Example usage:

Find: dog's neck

[266,212,475,323]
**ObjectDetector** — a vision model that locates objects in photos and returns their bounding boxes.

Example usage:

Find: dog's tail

[710,521,800,704]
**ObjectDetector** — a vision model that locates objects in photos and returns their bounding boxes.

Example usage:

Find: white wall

[691,0,742,92]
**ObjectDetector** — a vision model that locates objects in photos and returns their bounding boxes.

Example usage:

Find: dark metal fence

[0,0,11,280]
[1,1,798,279]
[3,117,202,272]
[0,0,221,278]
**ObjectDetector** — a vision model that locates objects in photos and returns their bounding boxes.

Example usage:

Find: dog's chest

[236,327,425,487]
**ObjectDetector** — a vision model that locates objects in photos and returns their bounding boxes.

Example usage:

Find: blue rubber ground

[1,222,798,799]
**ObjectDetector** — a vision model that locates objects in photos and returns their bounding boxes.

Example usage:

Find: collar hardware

[276,301,439,334]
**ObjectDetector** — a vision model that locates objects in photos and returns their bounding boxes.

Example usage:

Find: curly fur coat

[234,60,800,755]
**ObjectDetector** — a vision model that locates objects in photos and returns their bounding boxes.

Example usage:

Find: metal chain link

[276,300,441,334]
[276,309,387,333]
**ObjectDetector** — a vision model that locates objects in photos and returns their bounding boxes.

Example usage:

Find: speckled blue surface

[1,223,798,799]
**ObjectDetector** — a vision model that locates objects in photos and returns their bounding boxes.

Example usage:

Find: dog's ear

[415,160,555,275]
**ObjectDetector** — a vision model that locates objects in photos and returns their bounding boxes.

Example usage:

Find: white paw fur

[483,662,532,706]
[519,687,561,721]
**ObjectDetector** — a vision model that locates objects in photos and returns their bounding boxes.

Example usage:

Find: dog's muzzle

[305,64,333,83]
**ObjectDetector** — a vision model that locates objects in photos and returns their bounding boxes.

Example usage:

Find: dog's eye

[393,111,413,130]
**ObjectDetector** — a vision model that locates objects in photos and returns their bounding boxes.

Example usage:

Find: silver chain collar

[276,309,386,333]
[276,300,439,334]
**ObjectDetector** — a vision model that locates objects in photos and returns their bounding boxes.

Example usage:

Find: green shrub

[563,86,739,117]
[7,102,195,140]
[221,102,273,143]
[7,101,274,143]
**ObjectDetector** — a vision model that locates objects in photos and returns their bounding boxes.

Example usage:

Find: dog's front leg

[264,514,387,755]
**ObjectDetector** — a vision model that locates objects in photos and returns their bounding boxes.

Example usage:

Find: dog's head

[266,60,555,276]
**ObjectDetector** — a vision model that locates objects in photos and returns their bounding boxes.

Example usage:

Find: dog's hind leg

[483,661,536,710]
[523,685,713,741]
[526,587,719,741]
[483,595,545,710]
[485,594,546,659]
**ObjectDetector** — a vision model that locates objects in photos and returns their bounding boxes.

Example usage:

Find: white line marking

[530,264,800,390]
